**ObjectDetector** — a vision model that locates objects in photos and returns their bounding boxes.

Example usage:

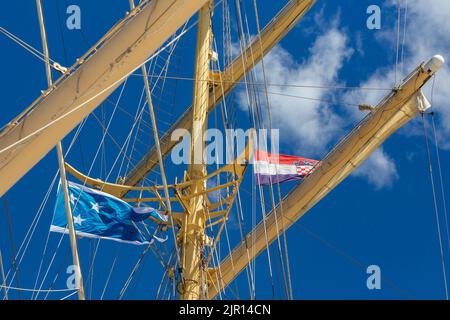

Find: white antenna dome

[424,55,445,74]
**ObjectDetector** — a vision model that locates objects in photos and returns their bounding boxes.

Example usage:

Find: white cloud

[236,10,416,189]
[335,0,450,188]
[385,0,450,73]
[352,147,399,190]
[238,21,353,155]
[345,0,450,148]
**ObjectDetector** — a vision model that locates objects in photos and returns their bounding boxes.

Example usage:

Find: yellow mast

[179,1,213,300]
[0,0,444,301]
[123,0,317,189]
[35,0,85,300]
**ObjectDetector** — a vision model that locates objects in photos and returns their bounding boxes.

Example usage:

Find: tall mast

[35,0,85,300]
[179,1,214,300]
[123,0,317,189]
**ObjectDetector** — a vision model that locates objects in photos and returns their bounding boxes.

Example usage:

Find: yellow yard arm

[0,0,209,197]
[123,0,317,189]
[207,55,445,299]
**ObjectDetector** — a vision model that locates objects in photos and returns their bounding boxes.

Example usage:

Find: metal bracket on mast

[64,136,252,298]
[63,136,251,234]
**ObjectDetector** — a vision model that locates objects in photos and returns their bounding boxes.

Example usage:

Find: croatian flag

[50,181,167,245]
[254,150,319,185]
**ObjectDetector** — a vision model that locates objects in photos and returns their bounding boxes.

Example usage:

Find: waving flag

[50,181,167,245]
[254,150,319,185]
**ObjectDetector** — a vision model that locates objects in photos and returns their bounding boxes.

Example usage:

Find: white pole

[35,0,85,300]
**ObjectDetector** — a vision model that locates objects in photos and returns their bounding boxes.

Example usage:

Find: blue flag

[51,181,167,245]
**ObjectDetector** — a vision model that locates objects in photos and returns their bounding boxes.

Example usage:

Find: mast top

[424,54,445,74]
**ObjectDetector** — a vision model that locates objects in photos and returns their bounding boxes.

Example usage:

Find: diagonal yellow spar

[207,55,445,299]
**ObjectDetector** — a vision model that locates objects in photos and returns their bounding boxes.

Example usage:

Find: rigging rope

[100,246,121,300]
[34,80,127,299]
[1,0,193,300]
[252,0,294,299]
[394,0,401,85]
[233,0,272,298]
[430,113,450,253]
[31,214,54,299]
[234,0,292,298]
[205,20,255,299]
[209,32,243,299]
[43,247,71,300]
[291,219,417,298]
[3,118,87,299]
[33,231,68,300]
[86,239,101,299]
[0,19,194,158]
[60,290,78,300]
[400,0,408,76]
[117,243,151,300]
[134,74,394,91]
[261,90,360,107]
[3,196,21,299]
[0,232,7,299]
[428,76,450,253]
[119,18,191,292]
[0,284,76,293]
[421,113,449,300]
[0,26,61,71]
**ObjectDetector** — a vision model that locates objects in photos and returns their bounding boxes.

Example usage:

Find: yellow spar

[0,0,209,197]
[207,55,445,299]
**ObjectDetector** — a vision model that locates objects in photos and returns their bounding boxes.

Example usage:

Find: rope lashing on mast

[358,104,376,112]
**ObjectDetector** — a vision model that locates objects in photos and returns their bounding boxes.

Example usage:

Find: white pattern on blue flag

[50,181,165,245]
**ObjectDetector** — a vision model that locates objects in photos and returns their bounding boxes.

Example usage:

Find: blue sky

[0,0,450,300]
